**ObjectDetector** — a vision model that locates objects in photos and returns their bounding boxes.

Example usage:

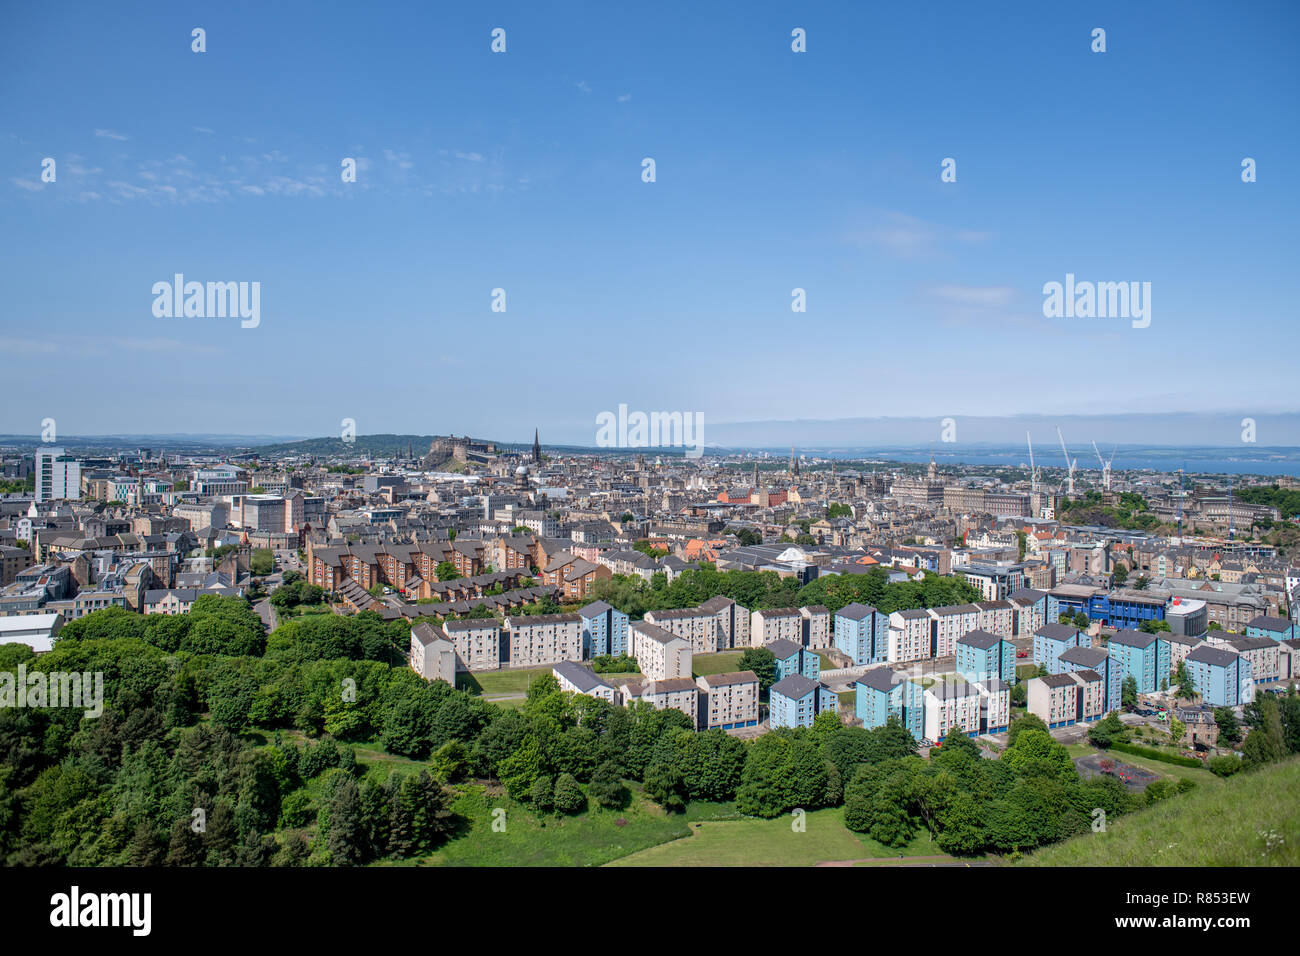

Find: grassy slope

[609,808,956,867]
[396,785,741,867]
[1022,757,1300,866]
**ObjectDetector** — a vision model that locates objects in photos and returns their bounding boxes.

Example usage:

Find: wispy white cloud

[929,285,1015,307]
[94,128,129,141]
[383,148,414,170]
[0,337,58,354]
[846,212,994,260]
[576,80,592,94]
[617,93,631,103]
[9,138,517,203]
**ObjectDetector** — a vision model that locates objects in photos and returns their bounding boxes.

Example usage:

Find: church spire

[532,428,541,464]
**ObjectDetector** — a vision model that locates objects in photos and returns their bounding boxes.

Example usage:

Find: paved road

[253,599,276,631]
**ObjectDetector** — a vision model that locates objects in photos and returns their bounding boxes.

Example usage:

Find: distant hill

[1021,757,1300,866]
[251,434,438,458]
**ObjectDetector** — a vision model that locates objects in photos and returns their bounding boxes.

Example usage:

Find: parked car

[1016,650,1028,658]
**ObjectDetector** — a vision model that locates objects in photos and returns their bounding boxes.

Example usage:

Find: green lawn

[1022,757,1300,866]
[838,690,857,711]
[396,784,741,866]
[458,667,551,696]
[350,742,436,781]
[609,807,958,867]
[692,652,744,677]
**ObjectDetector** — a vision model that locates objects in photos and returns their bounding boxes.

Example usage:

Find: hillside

[1021,758,1300,867]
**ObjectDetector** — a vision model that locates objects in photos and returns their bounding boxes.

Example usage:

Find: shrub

[552,773,586,815]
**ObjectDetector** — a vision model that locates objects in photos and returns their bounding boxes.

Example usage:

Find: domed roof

[515,464,529,476]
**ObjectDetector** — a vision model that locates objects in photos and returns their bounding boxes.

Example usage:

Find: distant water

[844,447,1300,479]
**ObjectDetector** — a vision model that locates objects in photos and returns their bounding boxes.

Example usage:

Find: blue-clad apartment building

[1186,644,1253,707]
[770,674,839,729]
[1034,623,1090,672]
[855,667,924,740]
[955,629,1016,685]
[768,638,821,682]
[1106,629,1171,694]
[580,600,629,658]
[834,602,889,665]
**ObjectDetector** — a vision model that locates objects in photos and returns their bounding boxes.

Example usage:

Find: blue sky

[2,0,1297,446]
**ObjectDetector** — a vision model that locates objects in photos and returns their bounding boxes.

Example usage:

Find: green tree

[529,774,555,812]
[588,760,628,809]
[325,779,367,866]
[1007,713,1049,747]
[1241,696,1287,769]
[1121,675,1139,710]
[1088,711,1126,749]
[736,647,778,693]
[1213,706,1242,744]
[552,772,586,815]
[643,761,686,813]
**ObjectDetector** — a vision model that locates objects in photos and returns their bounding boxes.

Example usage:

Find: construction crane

[1026,431,1041,494]
[1057,427,1077,496]
[1092,441,1117,491]
[1175,465,1186,543]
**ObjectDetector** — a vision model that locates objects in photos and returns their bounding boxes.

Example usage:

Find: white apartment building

[1009,592,1047,637]
[35,448,81,502]
[644,607,720,654]
[699,595,750,649]
[553,660,620,704]
[800,605,832,649]
[972,678,1011,733]
[751,607,803,646]
[622,678,699,729]
[504,613,583,668]
[888,609,933,663]
[922,680,982,742]
[929,604,978,659]
[1066,669,1106,722]
[1027,673,1079,727]
[193,466,249,497]
[630,620,693,680]
[443,619,503,671]
[974,600,1014,638]
[410,621,456,684]
[695,671,760,730]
